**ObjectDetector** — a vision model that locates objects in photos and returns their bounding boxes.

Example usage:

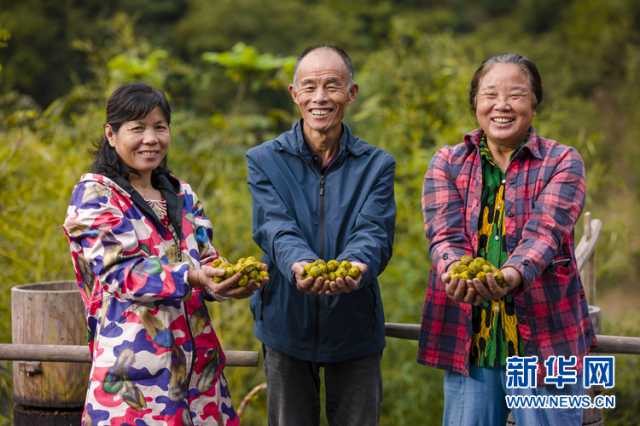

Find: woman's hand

[470,266,522,302]
[442,263,479,304]
[188,266,261,300]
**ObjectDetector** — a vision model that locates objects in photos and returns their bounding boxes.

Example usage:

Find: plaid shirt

[417,128,595,376]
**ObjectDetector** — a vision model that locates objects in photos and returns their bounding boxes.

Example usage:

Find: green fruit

[238,275,249,287]
[327,260,339,272]
[459,255,473,266]
[451,264,464,274]
[309,266,321,278]
[348,267,361,278]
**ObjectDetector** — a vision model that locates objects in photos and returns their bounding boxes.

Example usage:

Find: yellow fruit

[327,260,339,272]
[309,266,321,278]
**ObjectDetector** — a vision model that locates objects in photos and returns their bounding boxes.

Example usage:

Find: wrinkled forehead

[478,63,533,90]
[295,49,351,83]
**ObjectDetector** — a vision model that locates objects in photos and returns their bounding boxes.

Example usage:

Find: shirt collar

[465,127,544,160]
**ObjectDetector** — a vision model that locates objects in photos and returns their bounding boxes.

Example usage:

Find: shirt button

[443,253,449,260]
[494,235,500,241]
[501,179,506,184]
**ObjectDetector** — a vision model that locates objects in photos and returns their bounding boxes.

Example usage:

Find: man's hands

[188,265,267,300]
[443,262,522,305]
[292,261,368,295]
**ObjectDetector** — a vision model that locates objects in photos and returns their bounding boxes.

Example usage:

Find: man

[246,45,396,426]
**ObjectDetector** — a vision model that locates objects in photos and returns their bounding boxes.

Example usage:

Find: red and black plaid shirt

[417,128,595,376]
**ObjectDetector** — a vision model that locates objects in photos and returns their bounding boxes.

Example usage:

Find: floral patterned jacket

[64,173,239,426]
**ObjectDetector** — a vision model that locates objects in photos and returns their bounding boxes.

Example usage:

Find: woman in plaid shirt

[418,54,595,425]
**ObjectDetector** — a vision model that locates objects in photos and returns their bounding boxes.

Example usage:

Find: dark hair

[293,45,354,83]
[91,83,172,179]
[469,53,543,112]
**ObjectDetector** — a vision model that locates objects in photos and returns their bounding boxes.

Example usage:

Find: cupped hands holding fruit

[188,256,269,300]
[442,255,522,305]
[292,259,367,295]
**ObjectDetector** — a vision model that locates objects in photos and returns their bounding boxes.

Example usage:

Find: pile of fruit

[449,255,505,287]
[209,256,269,286]
[302,259,361,281]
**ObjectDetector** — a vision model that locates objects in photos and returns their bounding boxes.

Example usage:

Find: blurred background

[1,0,639,424]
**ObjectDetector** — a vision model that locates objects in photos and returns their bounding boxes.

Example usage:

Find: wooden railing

[0,343,258,366]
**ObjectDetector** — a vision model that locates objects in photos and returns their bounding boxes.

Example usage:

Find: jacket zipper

[313,174,325,361]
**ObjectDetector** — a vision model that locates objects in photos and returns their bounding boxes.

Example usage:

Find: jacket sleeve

[186,183,219,266]
[338,156,396,284]
[247,151,318,281]
[423,147,473,276]
[503,146,586,285]
[63,180,192,303]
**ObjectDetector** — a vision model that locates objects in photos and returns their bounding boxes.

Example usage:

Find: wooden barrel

[11,281,89,408]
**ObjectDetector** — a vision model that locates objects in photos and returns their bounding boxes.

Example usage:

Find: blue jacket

[246,120,396,362]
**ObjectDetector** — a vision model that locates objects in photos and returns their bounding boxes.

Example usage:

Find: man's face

[289,49,358,137]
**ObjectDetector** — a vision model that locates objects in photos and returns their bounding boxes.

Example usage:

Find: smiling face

[105,106,170,179]
[288,48,358,142]
[475,63,536,148]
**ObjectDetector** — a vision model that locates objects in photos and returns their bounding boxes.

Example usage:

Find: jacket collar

[80,172,183,240]
[463,127,544,160]
[275,119,368,158]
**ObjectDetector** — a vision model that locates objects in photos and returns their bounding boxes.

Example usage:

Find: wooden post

[576,212,602,306]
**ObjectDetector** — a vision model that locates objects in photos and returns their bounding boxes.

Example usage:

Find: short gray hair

[292,45,354,84]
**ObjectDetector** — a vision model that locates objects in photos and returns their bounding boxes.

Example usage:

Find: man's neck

[302,123,342,166]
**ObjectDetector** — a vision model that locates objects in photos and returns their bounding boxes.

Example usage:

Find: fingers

[295,276,315,292]
[463,285,477,304]
[485,274,506,299]
[207,267,226,278]
[351,261,368,275]
[444,277,458,298]
[310,277,325,293]
[471,278,492,300]
[453,279,467,300]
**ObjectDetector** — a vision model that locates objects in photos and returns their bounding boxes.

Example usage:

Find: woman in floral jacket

[64,83,262,425]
